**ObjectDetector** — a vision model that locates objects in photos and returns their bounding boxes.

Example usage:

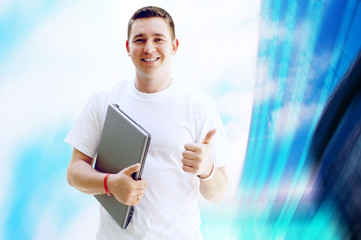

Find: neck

[134,73,172,93]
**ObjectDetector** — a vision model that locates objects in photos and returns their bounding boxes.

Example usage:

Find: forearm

[199,166,228,203]
[67,149,106,195]
[66,148,147,206]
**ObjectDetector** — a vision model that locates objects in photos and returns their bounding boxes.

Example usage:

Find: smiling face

[126,17,179,91]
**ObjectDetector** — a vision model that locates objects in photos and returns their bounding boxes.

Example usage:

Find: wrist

[198,162,215,181]
[104,173,114,196]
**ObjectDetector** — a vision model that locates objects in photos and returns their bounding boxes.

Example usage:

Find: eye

[155,38,165,42]
[134,39,145,43]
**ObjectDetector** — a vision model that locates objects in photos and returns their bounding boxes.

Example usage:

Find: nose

[144,40,155,54]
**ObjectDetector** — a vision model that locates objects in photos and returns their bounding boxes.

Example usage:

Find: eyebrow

[132,33,166,39]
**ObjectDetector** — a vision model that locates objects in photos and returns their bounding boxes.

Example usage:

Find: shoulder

[84,79,129,118]
[174,82,215,107]
[94,79,128,102]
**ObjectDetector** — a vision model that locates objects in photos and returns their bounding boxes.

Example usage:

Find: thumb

[202,129,217,145]
[121,163,141,176]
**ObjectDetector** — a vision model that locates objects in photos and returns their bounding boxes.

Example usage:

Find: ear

[126,40,131,56]
[172,38,179,55]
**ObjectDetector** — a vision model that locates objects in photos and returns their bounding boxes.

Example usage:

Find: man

[65,6,232,239]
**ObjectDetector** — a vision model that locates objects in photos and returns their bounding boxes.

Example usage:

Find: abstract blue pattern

[238,0,361,238]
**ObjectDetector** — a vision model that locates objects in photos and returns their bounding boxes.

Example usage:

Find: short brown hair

[127,6,176,40]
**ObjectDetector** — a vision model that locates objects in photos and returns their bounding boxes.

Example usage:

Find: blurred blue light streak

[238,0,361,238]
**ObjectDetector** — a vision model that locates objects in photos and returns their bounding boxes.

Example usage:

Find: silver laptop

[94,103,151,229]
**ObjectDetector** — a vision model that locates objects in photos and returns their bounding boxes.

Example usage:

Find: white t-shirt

[65,79,232,240]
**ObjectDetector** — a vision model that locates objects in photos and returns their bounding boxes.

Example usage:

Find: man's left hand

[181,129,216,178]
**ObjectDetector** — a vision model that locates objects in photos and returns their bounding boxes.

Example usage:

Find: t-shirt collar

[127,78,176,101]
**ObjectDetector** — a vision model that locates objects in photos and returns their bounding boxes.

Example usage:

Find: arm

[199,166,228,203]
[67,148,147,205]
[181,129,229,203]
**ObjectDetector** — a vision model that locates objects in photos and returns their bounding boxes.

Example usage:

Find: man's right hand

[107,163,146,206]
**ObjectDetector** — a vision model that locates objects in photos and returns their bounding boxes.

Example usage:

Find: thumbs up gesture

[181,129,216,178]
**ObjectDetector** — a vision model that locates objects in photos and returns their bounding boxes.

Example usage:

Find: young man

[65,6,232,239]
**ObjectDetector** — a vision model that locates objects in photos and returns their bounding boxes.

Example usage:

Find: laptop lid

[94,103,151,229]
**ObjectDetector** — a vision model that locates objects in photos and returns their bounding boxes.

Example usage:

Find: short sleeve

[64,92,106,158]
[195,96,234,168]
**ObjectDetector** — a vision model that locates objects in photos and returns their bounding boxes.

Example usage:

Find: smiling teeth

[143,58,158,62]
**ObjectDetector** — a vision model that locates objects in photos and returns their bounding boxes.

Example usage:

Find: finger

[182,157,201,172]
[137,193,144,200]
[128,190,143,201]
[202,129,217,145]
[182,164,196,174]
[130,199,140,206]
[133,179,147,191]
[181,158,195,167]
[184,143,201,152]
[121,163,141,176]
[131,193,144,206]
[182,154,201,165]
[136,193,143,200]
[182,150,196,159]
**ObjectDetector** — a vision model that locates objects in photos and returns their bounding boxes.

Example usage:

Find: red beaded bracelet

[104,173,113,196]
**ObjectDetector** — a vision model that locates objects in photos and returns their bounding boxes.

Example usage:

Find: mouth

[141,57,160,62]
